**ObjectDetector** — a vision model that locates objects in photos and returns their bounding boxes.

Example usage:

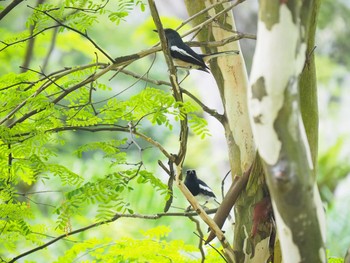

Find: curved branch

[50,125,175,162]
[0,25,60,52]
[181,88,225,123]
[9,209,217,263]
[27,5,115,63]
[0,0,24,21]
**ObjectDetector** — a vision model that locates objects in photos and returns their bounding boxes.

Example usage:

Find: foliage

[55,226,224,263]
[318,137,350,202]
[0,0,214,261]
[318,0,350,67]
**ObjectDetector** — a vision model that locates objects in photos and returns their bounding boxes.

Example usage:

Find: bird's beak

[153,29,158,33]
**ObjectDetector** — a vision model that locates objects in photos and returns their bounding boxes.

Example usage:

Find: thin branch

[27,5,115,63]
[48,125,174,162]
[0,0,24,21]
[43,0,110,14]
[181,0,245,39]
[119,68,171,87]
[128,122,144,165]
[9,209,217,263]
[188,32,256,48]
[206,161,254,244]
[194,232,228,263]
[221,170,231,200]
[42,27,59,72]
[1,28,249,125]
[4,62,115,128]
[189,218,205,263]
[177,0,231,31]
[0,25,60,52]
[20,0,45,73]
[158,159,174,213]
[16,190,63,195]
[181,88,224,123]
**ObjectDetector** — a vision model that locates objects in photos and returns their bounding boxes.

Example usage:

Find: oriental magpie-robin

[155,28,239,73]
[185,169,220,206]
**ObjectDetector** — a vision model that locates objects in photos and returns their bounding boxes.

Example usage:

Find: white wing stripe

[199,184,214,194]
[170,46,202,63]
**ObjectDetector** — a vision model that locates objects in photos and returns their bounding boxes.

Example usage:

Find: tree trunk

[248,1,326,262]
[184,1,272,262]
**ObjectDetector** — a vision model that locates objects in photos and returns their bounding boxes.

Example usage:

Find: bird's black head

[163,28,180,38]
[186,170,197,180]
[153,28,182,44]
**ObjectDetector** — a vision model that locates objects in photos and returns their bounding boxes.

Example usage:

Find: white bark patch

[207,6,256,170]
[245,237,270,263]
[242,220,270,263]
[272,200,302,263]
[249,5,307,165]
[319,248,326,263]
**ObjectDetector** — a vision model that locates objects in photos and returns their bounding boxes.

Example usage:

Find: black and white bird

[156,28,240,73]
[184,169,220,207]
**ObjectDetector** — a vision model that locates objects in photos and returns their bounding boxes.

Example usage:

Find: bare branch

[181,0,245,39]
[206,160,254,244]
[189,217,205,263]
[0,0,24,21]
[177,0,232,31]
[181,88,225,123]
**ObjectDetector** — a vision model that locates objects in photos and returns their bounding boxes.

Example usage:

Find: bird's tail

[201,50,240,63]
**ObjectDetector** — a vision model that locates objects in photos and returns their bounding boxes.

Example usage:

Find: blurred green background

[1,0,349,261]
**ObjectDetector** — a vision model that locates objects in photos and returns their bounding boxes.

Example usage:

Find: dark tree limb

[0,0,24,21]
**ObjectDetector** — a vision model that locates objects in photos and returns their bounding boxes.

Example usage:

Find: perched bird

[184,170,220,207]
[155,28,240,73]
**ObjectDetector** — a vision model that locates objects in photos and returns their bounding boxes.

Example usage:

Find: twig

[195,232,229,263]
[181,0,244,39]
[21,0,45,73]
[158,160,174,213]
[0,0,24,21]
[190,218,205,263]
[119,68,172,87]
[27,5,114,63]
[128,122,144,164]
[181,88,224,123]
[19,196,56,208]
[177,0,231,31]
[42,27,59,72]
[221,170,231,200]
[206,161,254,244]
[0,25,60,52]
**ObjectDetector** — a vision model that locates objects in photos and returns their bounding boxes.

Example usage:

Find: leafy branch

[148,1,235,262]
[8,209,217,263]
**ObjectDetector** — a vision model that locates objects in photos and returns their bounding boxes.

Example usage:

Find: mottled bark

[184,1,271,262]
[248,1,326,262]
